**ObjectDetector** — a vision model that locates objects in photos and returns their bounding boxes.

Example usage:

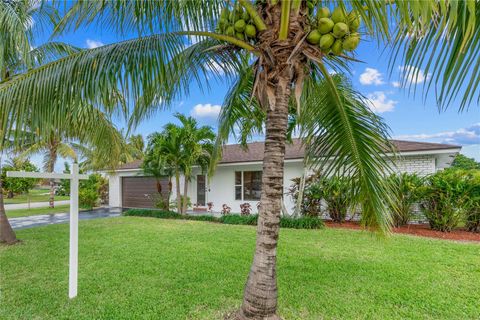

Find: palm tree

[1,0,478,317]
[0,0,124,244]
[20,133,78,208]
[174,113,215,214]
[145,114,215,214]
[149,128,186,214]
[143,135,175,211]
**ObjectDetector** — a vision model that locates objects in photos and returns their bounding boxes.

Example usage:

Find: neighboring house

[108,139,461,213]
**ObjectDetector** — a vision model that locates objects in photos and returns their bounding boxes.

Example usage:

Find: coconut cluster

[216,6,258,42]
[306,7,361,56]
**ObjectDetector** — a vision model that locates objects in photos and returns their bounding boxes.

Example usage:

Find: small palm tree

[1,0,478,317]
[174,114,215,214]
[147,114,215,214]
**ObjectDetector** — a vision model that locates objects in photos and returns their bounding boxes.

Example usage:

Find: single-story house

[108,139,461,213]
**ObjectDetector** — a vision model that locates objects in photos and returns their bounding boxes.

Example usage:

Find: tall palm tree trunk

[238,72,292,319]
[46,144,57,208]
[182,176,189,214]
[0,179,18,244]
[175,170,181,214]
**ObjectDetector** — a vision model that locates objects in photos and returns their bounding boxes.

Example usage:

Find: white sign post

[7,163,88,299]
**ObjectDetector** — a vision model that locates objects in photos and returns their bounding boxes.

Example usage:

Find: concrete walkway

[10,207,122,230]
[5,200,70,211]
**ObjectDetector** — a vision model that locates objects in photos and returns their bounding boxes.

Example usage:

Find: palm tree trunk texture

[182,176,188,214]
[238,73,292,320]
[0,180,18,244]
[175,171,181,214]
[47,145,57,208]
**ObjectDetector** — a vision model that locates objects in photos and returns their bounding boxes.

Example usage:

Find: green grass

[4,188,70,204]
[6,205,71,218]
[1,217,479,319]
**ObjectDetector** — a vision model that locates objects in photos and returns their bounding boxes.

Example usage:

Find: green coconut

[331,7,346,23]
[236,32,245,40]
[242,10,250,22]
[226,26,235,36]
[319,34,335,49]
[318,18,334,34]
[343,33,360,51]
[234,19,246,32]
[306,30,321,44]
[331,39,343,55]
[333,22,349,38]
[245,24,257,38]
[317,7,330,19]
[219,18,227,28]
[348,11,361,31]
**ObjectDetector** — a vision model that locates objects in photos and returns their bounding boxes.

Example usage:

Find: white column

[69,163,79,299]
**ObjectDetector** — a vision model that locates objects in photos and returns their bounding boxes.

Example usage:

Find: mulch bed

[325,221,480,243]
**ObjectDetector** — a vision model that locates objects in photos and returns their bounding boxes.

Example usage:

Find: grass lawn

[1,217,479,320]
[4,188,70,204]
[6,205,70,218]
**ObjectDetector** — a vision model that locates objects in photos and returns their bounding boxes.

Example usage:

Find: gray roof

[117,139,460,170]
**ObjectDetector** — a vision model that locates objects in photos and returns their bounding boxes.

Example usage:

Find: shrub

[317,176,356,223]
[419,170,470,232]
[123,209,324,230]
[387,173,424,227]
[79,188,98,209]
[169,196,191,212]
[78,173,106,209]
[240,203,252,216]
[280,216,324,229]
[221,204,231,215]
[220,214,258,225]
[464,170,480,233]
[289,172,356,221]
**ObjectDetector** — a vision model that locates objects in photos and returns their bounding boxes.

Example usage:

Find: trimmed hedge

[123,209,324,230]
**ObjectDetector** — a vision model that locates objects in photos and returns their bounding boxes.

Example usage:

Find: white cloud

[395,123,480,145]
[391,81,401,88]
[399,65,431,85]
[85,39,104,49]
[359,68,385,85]
[366,91,397,113]
[190,103,221,119]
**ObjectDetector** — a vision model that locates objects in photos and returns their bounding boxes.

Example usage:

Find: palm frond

[54,0,225,36]
[300,67,395,233]
[389,1,480,110]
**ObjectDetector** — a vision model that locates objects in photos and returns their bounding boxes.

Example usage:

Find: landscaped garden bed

[325,221,480,242]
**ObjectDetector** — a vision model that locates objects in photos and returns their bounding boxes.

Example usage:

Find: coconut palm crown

[0,0,478,318]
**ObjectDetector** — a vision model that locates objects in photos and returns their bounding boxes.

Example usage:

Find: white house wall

[108,152,456,211]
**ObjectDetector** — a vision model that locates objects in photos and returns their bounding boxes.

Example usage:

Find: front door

[196,175,206,206]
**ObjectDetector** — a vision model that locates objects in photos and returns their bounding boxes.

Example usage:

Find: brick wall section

[393,155,436,176]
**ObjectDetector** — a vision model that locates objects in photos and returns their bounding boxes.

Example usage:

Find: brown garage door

[122,176,170,208]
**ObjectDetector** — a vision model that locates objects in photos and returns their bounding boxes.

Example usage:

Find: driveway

[9,207,122,230]
[5,200,70,211]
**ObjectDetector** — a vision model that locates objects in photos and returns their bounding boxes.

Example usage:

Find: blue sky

[27,16,480,170]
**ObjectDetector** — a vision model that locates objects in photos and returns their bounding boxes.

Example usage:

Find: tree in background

[1,158,39,199]
[451,154,480,171]
[1,0,478,316]
[21,133,78,208]
[78,131,145,172]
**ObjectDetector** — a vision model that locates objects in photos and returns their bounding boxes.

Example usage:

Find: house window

[235,171,262,201]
